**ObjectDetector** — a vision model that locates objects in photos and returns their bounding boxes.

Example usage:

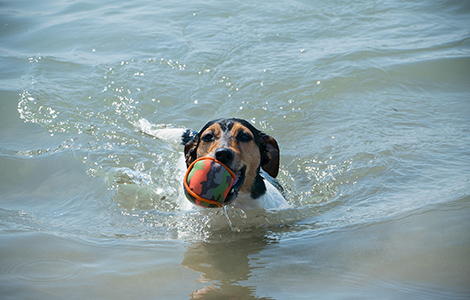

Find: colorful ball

[183,157,236,208]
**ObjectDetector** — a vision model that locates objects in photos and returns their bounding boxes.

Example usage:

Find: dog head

[184,118,280,204]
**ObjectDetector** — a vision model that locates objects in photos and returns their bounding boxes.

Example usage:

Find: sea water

[1,0,469,299]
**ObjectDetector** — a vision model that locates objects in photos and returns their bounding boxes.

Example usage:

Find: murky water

[1,0,469,299]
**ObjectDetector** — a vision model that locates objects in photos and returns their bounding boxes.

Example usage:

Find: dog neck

[250,171,267,199]
[230,169,286,210]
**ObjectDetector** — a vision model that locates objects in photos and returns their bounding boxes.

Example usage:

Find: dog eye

[201,132,215,142]
[238,132,253,142]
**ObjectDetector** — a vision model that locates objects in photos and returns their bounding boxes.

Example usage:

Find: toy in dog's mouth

[183,157,246,208]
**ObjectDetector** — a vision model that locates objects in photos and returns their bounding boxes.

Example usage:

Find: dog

[139,118,288,210]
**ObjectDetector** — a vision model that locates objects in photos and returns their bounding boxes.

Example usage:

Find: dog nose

[215,148,234,164]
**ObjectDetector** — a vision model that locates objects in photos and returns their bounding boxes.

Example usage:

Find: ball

[183,157,236,208]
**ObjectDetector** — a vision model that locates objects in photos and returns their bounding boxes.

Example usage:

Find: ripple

[5,257,87,283]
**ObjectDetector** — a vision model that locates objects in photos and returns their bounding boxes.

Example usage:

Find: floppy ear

[260,134,280,178]
[184,136,199,167]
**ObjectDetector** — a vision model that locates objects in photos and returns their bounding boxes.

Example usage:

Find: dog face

[184,118,279,204]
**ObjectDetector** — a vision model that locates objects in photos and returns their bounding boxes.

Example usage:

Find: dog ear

[184,136,199,167]
[260,134,280,178]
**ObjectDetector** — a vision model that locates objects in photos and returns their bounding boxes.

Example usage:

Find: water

[1,0,469,298]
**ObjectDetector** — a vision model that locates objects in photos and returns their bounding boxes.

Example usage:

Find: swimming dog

[142,118,288,210]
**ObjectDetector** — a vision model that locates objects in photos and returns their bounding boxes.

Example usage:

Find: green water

[1,0,469,299]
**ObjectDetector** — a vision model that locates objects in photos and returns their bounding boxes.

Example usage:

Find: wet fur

[137,117,288,209]
[183,118,286,209]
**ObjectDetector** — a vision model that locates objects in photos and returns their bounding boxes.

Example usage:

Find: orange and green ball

[183,158,235,208]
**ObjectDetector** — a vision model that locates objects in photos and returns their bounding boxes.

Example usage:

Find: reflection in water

[183,233,276,299]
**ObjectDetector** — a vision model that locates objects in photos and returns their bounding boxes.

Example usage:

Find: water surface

[1,0,469,299]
